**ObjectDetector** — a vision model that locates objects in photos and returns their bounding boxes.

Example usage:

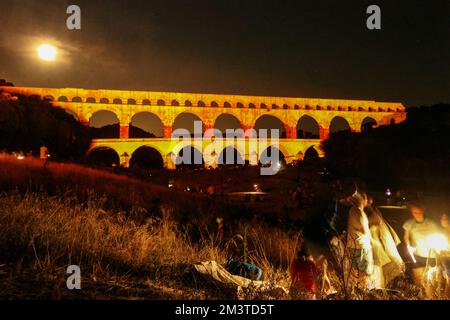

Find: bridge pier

[285,125,297,139]
[319,127,330,140]
[120,125,129,139]
[119,152,131,167]
[164,153,176,170]
[163,125,173,138]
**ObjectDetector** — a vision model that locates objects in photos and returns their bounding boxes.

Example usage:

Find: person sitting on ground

[365,195,404,289]
[402,201,440,297]
[289,244,317,298]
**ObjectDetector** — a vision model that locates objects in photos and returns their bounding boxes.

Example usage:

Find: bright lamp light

[427,233,449,254]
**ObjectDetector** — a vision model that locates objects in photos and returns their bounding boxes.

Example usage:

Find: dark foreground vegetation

[0,156,305,299]
[0,156,427,300]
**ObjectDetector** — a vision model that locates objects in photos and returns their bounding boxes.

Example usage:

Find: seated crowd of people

[289,191,450,299]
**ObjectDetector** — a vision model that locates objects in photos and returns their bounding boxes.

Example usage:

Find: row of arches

[88,145,320,169]
[87,111,379,139]
[45,95,401,113]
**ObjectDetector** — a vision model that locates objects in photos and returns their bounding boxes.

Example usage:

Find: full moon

[37,44,57,61]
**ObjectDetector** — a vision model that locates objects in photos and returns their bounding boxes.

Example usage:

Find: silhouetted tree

[322,104,450,192]
[0,90,91,161]
[89,124,120,139]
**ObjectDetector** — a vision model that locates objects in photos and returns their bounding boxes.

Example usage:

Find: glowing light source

[426,233,449,254]
[37,44,57,61]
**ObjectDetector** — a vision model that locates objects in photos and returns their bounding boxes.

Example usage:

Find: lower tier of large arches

[87,138,324,170]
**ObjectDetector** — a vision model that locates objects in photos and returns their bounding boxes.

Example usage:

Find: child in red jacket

[290,246,318,297]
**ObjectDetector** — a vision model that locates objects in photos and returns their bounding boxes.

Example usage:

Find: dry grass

[0,191,225,299]
[0,154,212,223]
[0,154,435,300]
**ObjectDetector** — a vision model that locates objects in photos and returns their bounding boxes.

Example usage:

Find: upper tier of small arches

[46,95,404,113]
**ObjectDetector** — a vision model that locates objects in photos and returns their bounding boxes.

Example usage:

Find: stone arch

[224,102,232,108]
[86,97,96,103]
[113,98,122,104]
[175,146,204,169]
[142,99,151,105]
[237,102,244,108]
[297,115,320,139]
[304,146,319,161]
[57,104,82,121]
[259,146,286,166]
[254,115,285,138]
[330,116,351,134]
[185,100,192,107]
[65,110,79,121]
[361,116,377,132]
[214,114,242,138]
[89,110,120,138]
[260,103,267,109]
[171,99,180,106]
[88,147,120,167]
[130,146,164,169]
[58,96,68,102]
[130,112,164,138]
[249,103,256,108]
[272,104,279,109]
[276,144,291,162]
[218,146,244,166]
[198,100,205,107]
[128,99,136,105]
[283,104,289,110]
[99,98,109,104]
[44,95,54,101]
[211,101,219,108]
[72,96,82,103]
[157,99,166,106]
[173,112,204,137]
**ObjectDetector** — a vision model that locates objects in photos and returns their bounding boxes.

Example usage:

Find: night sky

[1,0,449,109]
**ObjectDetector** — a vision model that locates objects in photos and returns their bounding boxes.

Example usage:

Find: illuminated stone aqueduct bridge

[1,86,406,169]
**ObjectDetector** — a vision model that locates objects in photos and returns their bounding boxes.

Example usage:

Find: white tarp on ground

[193,261,289,299]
